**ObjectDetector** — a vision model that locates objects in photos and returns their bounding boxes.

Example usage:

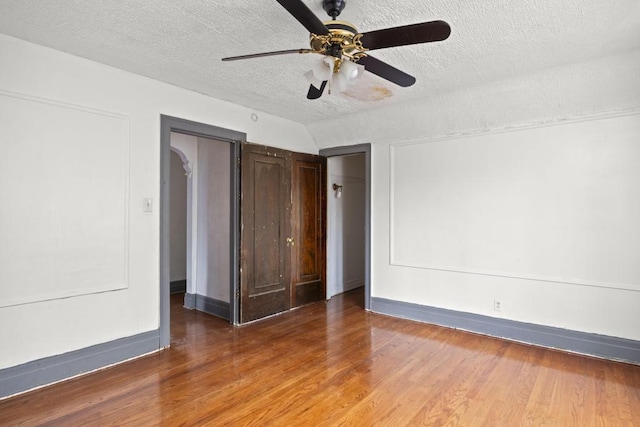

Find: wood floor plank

[1,288,639,426]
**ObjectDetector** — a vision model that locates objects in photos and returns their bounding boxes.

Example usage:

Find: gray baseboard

[371,297,640,365]
[0,330,160,399]
[184,292,196,309]
[170,280,186,294]
[194,294,230,321]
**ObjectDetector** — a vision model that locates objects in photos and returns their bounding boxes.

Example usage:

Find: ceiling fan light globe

[332,72,350,93]
[308,57,334,82]
[341,59,364,80]
[304,69,324,88]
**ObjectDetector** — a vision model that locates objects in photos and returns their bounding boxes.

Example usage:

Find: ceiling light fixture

[222,0,451,100]
[304,56,364,95]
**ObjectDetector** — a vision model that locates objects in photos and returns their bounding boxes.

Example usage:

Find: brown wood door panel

[240,144,291,323]
[291,153,326,307]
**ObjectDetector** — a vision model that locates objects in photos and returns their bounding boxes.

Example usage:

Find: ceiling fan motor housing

[310,20,362,59]
[323,0,346,19]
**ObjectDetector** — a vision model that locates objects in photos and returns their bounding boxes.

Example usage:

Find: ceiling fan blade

[307,81,327,100]
[360,20,451,51]
[276,0,330,35]
[222,48,313,61]
[358,55,416,87]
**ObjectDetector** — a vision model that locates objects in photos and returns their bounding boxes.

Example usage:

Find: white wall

[196,137,231,302]
[0,33,316,370]
[327,154,366,298]
[313,49,640,341]
[372,113,640,341]
[169,151,187,282]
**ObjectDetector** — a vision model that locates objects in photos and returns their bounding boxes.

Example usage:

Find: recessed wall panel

[0,92,129,307]
[390,114,640,290]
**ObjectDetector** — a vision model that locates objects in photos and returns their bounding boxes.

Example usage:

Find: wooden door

[291,153,326,307]
[240,143,291,323]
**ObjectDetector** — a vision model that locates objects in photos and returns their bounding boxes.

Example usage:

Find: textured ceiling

[1,0,639,125]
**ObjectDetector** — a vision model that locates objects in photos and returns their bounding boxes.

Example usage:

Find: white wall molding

[0,88,132,121]
[389,112,640,293]
[0,89,131,308]
[170,146,192,177]
[389,108,640,149]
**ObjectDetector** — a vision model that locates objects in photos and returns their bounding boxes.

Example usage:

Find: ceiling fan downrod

[322,0,346,20]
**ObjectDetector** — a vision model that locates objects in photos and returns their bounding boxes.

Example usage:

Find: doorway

[161,120,370,345]
[160,116,243,347]
[320,144,371,309]
[326,153,366,301]
[170,132,233,317]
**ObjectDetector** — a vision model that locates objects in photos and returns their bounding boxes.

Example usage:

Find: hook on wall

[332,183,343,198]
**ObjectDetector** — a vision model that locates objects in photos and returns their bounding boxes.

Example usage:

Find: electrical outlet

[494,299,502,312]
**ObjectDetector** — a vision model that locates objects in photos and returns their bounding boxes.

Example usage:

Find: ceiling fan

[222,0,451,100]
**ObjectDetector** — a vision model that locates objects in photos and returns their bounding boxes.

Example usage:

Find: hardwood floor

[1,288,639,426]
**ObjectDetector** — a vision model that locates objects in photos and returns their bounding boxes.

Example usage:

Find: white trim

[0,89,131,308]
[388,111,640,293]
[390,108,640,148]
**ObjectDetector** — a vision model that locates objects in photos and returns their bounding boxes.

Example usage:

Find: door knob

[286,237,295,246]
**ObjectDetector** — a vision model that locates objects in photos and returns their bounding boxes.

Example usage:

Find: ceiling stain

[344,86,393,102]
